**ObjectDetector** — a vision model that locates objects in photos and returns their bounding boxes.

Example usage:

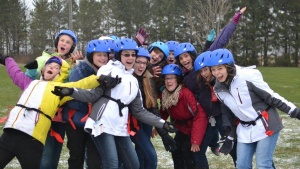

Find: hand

[191,144,200,152]
[163,121,177,133]
[71,50,83,60]
[135,27,149,45]
[51,86,74,97]
[240,7,247,14]
[218,136,234,155]
[98,75,122,89]
[207,29,216,42]
[290,108,300,120]
[0,54,9,65]
[152,66,161,78]
[151,128,158,138]
[223,126,231,137]
[24,60,38,69]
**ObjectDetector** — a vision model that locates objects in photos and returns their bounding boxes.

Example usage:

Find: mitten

[98,75,122,89]
[24,60,38,69]
[156,128,177,152]
[51,86,74,97]
[0,54,9,65]
[207,29,216,42]
[218,136,234,155]
[135,27,149,45]
[163,121,177,133]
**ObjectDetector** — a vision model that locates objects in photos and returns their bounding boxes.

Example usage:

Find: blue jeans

[40,122,66,169]
[131,123,157,169]
[91,133,139,169]
[236,131,280,169]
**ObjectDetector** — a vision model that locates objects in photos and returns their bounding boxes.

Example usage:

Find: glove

[135,27,149,45]
[0,54,9,65]
[24,60,38,69]
[290,108,300,120]
[156,128,177,152]
[163,121,177,133]
[51,86,74,97]
[207,29,216,42]
[218,136,234,155]
[98,75,122,89]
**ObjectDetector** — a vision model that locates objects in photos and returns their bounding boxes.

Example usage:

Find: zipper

[237,88,243,104]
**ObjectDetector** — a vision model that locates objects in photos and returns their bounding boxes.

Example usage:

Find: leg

[91,133,119,169]
[131,123,157,169]
[256,132,280,169]
[116,136,139,169]
[65,124,87,168]
[86,134,102,169]
[193,124,217,168]
[236,141,256,169]
[0,129,17,168]
[40,121,66,169]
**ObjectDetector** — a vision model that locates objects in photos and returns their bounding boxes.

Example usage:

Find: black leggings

[0,128,43,169]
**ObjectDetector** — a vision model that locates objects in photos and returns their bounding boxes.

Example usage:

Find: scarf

[161,85,182,111]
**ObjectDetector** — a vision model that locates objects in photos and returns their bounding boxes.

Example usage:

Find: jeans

[91,133,139,169]
[40,122,66,169]
[236,131,280,169]
[131,123,157,169]
[65,123,102,169]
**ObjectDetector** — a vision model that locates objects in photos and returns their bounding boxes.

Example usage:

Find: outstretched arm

[208,7,247,51]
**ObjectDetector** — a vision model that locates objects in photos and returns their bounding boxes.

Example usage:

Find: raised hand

[98,75,122,89]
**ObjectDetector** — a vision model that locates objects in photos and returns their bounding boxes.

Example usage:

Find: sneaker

[211,147,220,156]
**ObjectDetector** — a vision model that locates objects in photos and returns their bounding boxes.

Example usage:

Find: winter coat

[3,57,100,144]
[214,65,297,143]
[70,60,166,137]
[62,59,98,128]
[160,87,208,145]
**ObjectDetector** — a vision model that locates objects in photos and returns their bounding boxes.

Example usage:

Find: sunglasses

[121,53,136,57]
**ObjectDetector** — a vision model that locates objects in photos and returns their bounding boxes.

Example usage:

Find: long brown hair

[142,70,156,108]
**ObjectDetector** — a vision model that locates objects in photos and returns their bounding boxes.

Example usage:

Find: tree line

[0,0,300,66]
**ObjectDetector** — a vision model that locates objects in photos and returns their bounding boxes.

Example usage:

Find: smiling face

[200,66,212,81]
[178,52,193,70]
[164,74,178,92]
[57,35,74,56]
[93,52,108,68]
[42,62,61,81]
[210,64,228,82]
[166,51,176,64]
[120,50,137,70]
[150,48,164,65]
[134,57,148,76]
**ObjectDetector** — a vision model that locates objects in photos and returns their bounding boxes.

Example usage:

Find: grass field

[0,65,300,169]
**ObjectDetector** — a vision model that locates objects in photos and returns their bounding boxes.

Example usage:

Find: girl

[208,48,300,169]
[160,64,208,169]
[0,55,113,168]
[62,39,110,168]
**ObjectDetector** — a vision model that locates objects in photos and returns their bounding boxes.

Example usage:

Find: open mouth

[60,47,65,52]
[47,70,53,74]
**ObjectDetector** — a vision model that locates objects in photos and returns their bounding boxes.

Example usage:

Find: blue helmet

[86,39,110,64]
[194,51,212,71]
[109,35,120,42]
[54,30,77,54]
[137,47,150,61]
[207,48,235,67]
[166,41,179,51]
[148,41,169,61]
[162,64,183,76]
[99,36,117,52]
[174,42,197,59]
[115,38,139,61]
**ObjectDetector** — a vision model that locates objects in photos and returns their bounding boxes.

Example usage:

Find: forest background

[0,0,300,67]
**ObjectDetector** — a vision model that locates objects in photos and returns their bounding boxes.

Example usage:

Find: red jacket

[161,87,208,145]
